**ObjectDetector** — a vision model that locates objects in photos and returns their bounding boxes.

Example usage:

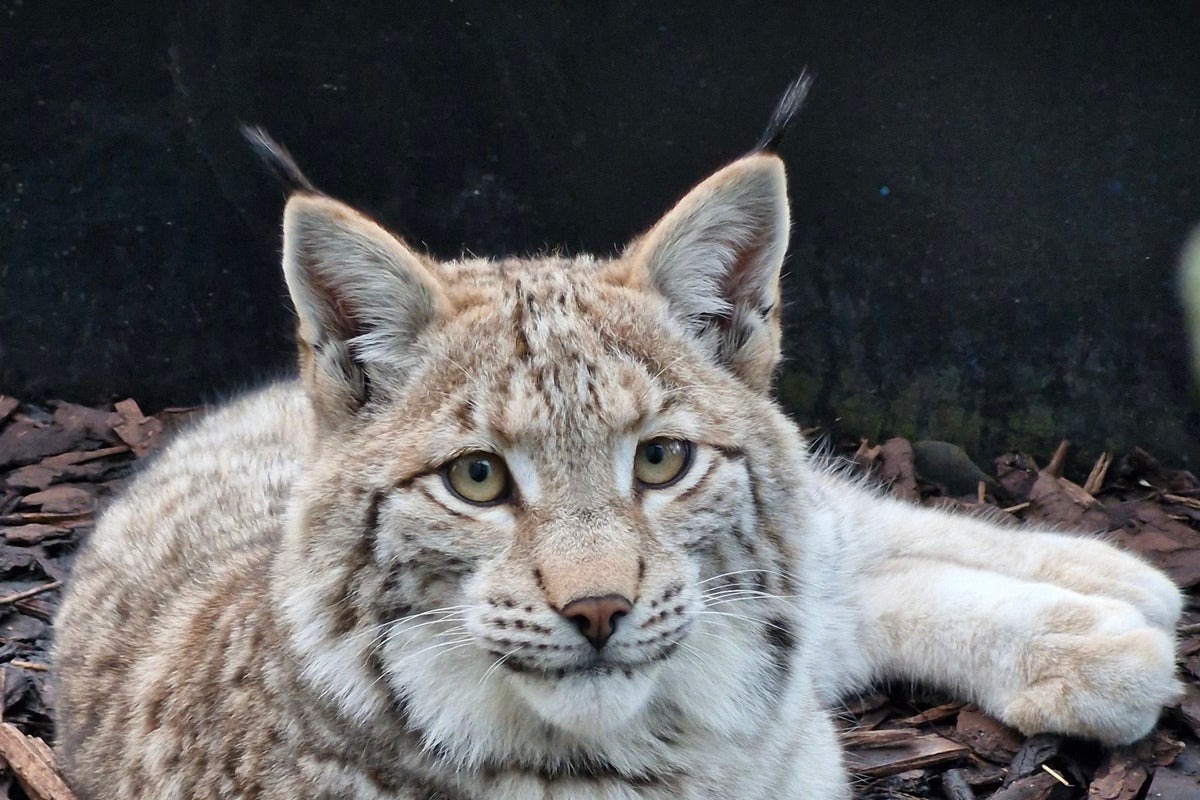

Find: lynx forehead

[53,113,1182,798]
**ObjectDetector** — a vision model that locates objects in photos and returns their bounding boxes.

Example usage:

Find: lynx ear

[626,154,790,392]
[282,194,447,424]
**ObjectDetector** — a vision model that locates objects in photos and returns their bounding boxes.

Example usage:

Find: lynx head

[274,151,813,761]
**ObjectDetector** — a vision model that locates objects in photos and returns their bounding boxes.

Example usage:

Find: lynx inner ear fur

[282,194,447,423]
[627,154,790,392]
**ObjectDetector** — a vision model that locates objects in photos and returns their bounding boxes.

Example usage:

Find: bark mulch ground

[0,395,1197,799]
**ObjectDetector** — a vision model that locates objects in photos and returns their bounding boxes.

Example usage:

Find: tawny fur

[53,153,1182,799]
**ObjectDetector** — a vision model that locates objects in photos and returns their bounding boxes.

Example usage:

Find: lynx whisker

[697,568,798,586]
[383,636,478,673]
[478,646,523,687]
[692,610,793,636]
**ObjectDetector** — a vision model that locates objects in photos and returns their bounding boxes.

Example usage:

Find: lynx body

[54,151,1181,799]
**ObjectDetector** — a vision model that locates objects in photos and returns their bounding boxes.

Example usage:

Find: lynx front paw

[999,601,1180,745]
[1032,536,1182,633]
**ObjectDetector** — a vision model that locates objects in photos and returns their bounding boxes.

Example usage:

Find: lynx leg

[852,556,1181,745]
[846,493,1183,632]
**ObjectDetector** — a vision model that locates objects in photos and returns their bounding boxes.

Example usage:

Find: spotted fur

[54,153,1182,799]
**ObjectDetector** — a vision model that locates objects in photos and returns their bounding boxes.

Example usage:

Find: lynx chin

[54,130,1181,798]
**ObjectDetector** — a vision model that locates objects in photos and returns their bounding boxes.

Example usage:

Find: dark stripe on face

[676,458,717,502]
[763,615,795,691]
[328,489,385,635]
[477,755,680,789]
[713,444,748,461]
[743,463,796,596]
[415,483,470,519]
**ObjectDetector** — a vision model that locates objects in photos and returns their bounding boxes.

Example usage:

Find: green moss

[775,371,823,416]
[1006,404,1057,454]
[931,405,983,452]
[830,367,886,441]
[886,366,981,451]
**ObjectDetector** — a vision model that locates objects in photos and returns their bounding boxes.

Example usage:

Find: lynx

[54,111,1181,798]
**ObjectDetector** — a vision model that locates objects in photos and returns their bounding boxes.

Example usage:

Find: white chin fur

[510,666,659,733]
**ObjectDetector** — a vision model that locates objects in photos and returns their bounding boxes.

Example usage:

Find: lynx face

[275,155,810,751]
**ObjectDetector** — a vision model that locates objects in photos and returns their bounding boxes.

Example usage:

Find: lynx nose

[558,594,633,650]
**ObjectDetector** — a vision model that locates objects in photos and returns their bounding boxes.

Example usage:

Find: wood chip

[1108,500,1200,588]
[0,722,77,800]
[841,728,916,748]
[111,398,163,457]
[0,397,18,425]
[40,445,130,469]
[941,767,978,800]
[954,708,1024,763]
[0,511,92,527]
[1006,734,1061,784]
[901,702,965,726]
[1087,750,1149,799]
[5,465,60,492]
[1177,686,1200,740]
[1,525,65,545]
[987,773,1056,800]
[1045,440,1070,478]
[0,582,62,607]
[0,421,87,471]
[50,402,116,443]
[1083,450,1114,496]
[1142,767,1200,799]
[843,732,968,777]
[17,487,92,515]
[878,438,920,503]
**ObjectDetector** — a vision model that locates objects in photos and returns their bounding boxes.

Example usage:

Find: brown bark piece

[1,525,64,545]
[840,727,916,748]
[901,701,965,726]
[1143,767,1200,799]
[879,437,920,502]
[0,421,87,471]
[50,402,116,443]
[1087,750,1149,799]
[111,398,164,457]
[5,465,62,492]
[17,487,92,515]
[840,692,890,716]
[843,732,968,777]
[942,767,979,800]
[1178,686,1200,739]
[1005,735,1062,784]
[955,708,1025,763]
[0,397,18,425]
[986,773,1056,800]
[1107,500,1200,588]
[1133,729,1186,767]
[1118,448,1200,494]
[0,511,91,527]
[0,582,62,608]
[1023,470,1109,531]
[0,722,77,800]
[995,453,1040,501]
[40,445,130,468]
[1082,450,1113,496]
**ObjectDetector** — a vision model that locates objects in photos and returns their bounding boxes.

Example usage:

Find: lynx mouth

[491,641,682,682]
[506,654,664,732]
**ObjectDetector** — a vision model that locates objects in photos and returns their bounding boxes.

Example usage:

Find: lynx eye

[634,438,692,488]
[443,452,510,505]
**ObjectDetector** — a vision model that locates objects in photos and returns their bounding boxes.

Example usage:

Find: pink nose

[558,594,633,649]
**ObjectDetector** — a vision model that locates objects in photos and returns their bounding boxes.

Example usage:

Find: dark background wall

[3,1,1199,470]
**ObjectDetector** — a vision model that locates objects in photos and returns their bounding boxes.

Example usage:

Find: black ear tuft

[754,69,814,153]
[240,124,321,195]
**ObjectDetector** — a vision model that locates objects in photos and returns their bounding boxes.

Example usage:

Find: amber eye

[634,438,691,488]
[443,452,510,505]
